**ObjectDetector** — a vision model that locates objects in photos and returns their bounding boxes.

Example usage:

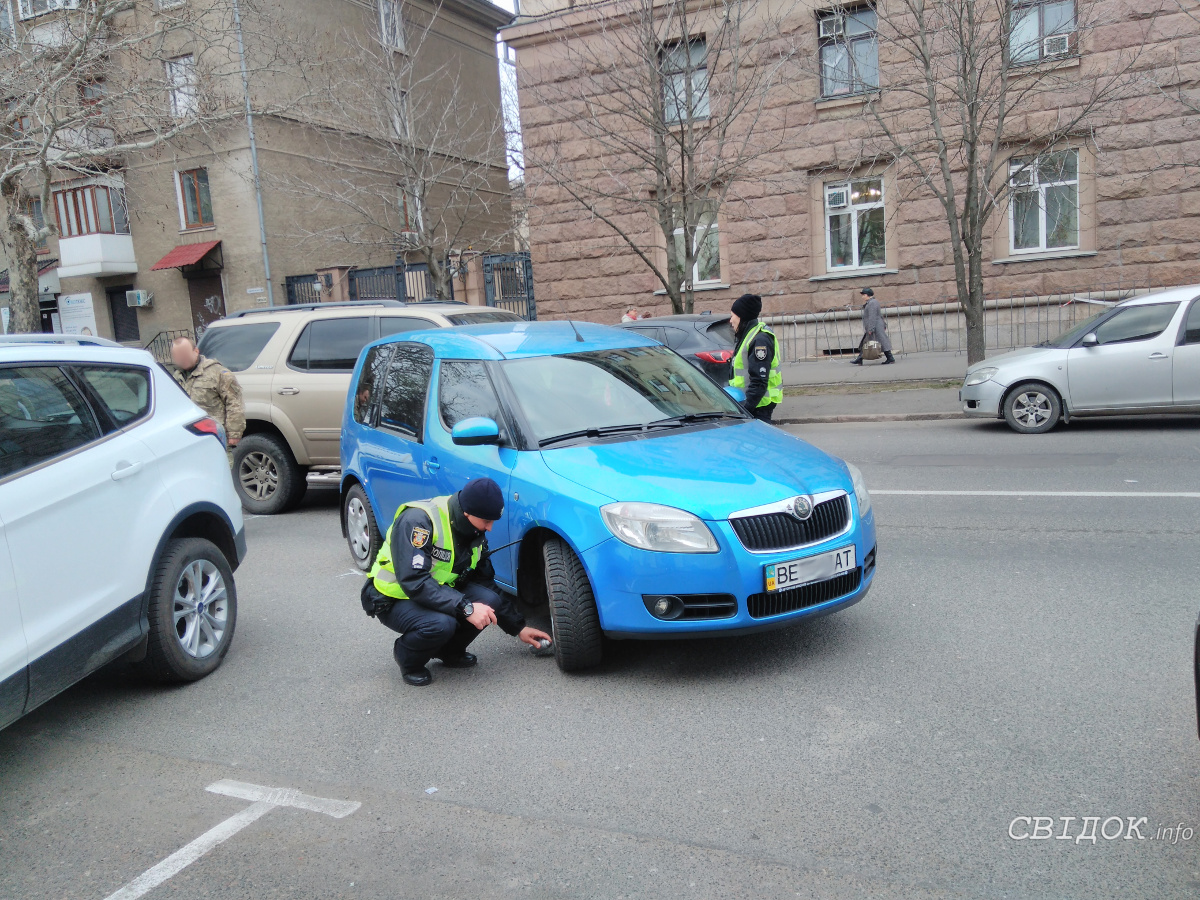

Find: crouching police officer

[361,477,552,686]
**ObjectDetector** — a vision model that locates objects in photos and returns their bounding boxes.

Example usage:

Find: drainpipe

[232,0,274,306]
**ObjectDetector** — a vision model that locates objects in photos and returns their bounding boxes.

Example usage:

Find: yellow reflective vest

[730,322,783,407]
[370,496,482,600]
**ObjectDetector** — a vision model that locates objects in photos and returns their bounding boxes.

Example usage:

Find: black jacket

[734,318,777,410]
[389,495,525,635]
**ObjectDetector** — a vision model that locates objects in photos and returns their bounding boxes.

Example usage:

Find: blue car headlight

[846,462,872,517]
[600,502,719,553]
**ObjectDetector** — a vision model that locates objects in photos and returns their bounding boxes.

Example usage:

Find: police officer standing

[361,477,552,686]
[728,293,783,422]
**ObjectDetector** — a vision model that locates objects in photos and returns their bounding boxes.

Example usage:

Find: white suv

[0,337,246,730]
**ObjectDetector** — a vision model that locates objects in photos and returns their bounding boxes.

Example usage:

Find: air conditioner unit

[819,14,844,39]
[1043,33,1071,57]
[825,186,850,210]
[397,230,420,248]
[126,289,152,308]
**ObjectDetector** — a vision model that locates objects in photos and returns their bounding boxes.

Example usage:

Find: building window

[17,0,77,20]
[79,77,105,114]
[1009,150,1078,253]
[156,0,187,9]
[825,178,885,270]
[388,87,409,140]
[378,0,405,52]
[661,39,709,125]
[818,7,878,98]
[671,201,720,286]
[53,182,130,238]
[1010,0,1076,65]
[26,198,47,252]
[399,186,422,234]
[6,97,31,136]
[0,3,14,43]
[165,55,197,118]
[177,168,214,229]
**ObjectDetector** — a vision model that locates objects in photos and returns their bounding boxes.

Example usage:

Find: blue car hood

[539,422,850,520]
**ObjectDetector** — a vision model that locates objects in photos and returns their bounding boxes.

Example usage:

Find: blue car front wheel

[544,537,603,672]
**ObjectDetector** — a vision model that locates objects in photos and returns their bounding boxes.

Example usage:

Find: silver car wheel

[239,451,279,501]
[1012,390,1052,428]
[347,496,371,562]
[173,559,228,660]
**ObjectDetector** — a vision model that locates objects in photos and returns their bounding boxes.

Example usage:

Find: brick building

[502,0,1200,324]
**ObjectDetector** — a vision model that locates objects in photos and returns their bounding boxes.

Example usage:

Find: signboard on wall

[58,293,99,336]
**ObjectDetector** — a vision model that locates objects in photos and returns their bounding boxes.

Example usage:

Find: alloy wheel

[239,451,279,501]
[347,496,371,562]
[1012,391,1052,428]
[173,559,228,659]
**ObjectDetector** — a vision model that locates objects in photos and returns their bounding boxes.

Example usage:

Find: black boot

[850,357,863,366]
[394,639,432,685]
[882,351,896,365]
[436,652,478,668]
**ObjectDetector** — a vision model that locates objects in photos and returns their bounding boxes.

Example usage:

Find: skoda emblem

[788,496,813,521]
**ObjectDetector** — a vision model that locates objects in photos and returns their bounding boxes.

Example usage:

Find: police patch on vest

[410,526,430,548]
[430,546,452,562]
[754,346,768,361]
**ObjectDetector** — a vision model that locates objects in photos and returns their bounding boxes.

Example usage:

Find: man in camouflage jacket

[170,337,245,455]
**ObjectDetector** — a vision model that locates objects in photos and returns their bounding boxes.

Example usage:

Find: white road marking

[873,490,1200,498]
[101,782,360,900]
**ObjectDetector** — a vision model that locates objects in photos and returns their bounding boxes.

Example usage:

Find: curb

[776,412,965,425]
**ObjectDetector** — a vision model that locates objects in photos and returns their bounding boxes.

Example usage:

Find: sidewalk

[774,387,963,424]
[781,349,969,387]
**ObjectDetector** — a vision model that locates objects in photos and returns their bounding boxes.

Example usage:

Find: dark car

[617,313,735,382]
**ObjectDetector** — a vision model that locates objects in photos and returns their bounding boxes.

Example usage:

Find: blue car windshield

[501,346,743,442]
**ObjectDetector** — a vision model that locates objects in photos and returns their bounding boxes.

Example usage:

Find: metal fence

[483,252,536,320]
[764,280,1169,362]
[284,264,448,305]
[144,328,193,364]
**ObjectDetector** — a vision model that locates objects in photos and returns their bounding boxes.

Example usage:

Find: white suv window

[0,366,100,479]
[379,316,435,337]
[78,365,151,428]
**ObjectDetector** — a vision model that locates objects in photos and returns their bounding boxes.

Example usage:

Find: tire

[1003,382,1062,434]
[233,433,305,514]
[137,538,237,683]
[542,537,603,671]
[344,483,381,571]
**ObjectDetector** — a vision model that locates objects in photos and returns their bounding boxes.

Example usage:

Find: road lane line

[873,490,1200,498]
[101,782,361,900]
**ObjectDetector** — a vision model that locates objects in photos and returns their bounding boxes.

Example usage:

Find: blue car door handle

[425,458,441,472]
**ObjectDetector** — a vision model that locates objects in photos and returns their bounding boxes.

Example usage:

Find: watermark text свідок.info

[1009,817,1197,844]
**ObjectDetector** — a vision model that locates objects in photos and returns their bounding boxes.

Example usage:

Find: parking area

[2,418,1199,899]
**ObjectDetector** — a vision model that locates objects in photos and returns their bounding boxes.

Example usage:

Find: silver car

[960,285,1200,433]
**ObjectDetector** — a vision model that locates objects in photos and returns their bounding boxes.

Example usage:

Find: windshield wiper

[648,411,745,427]
[538,424,650,447]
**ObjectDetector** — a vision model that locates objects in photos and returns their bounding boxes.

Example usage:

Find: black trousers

[378,582,502,672]
[751,402,777,422]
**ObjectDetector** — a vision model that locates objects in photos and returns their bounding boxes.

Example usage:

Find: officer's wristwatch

[459,600,474,618]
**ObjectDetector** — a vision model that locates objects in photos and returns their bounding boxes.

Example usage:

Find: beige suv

[197,300,523,513]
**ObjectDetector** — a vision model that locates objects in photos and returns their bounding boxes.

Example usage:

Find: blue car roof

[375,320,660,360]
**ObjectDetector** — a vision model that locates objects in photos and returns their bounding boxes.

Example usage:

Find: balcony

[57,233,137,278]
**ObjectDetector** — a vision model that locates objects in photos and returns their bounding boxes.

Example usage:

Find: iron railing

[144,328,193,364]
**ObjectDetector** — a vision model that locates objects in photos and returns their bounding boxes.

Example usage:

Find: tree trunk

[1,180,42,334]
[426,251,452,303]
[964,248,987,365]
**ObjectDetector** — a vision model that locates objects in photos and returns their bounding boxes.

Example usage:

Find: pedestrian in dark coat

[851,287,896,365]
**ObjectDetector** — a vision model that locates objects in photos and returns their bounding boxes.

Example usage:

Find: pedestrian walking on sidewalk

[851,287,895,366]
[729,292,782,422]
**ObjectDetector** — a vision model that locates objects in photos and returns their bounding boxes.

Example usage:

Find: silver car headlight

[963,367,999,387]
[846,462,872,517]
[600,502,719,553]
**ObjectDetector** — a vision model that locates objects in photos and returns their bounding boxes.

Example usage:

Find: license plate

[765,545,856,593]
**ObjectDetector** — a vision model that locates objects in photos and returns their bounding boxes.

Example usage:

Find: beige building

[0,0,514,344]
[502,0,1200,324]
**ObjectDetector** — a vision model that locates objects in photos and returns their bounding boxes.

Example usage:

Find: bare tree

[0,0,300,334]
[519,0,796,315]
[835,0,1160,363]
[275,7,513,303]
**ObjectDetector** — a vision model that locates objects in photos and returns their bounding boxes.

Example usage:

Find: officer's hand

[467,604,497,630]
[518,627,551,647]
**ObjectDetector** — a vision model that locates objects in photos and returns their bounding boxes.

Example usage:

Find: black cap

[731,293,762,320]
[458,477,504,521]
[860,287,874,297]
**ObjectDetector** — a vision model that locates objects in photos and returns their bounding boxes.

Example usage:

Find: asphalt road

[2,416,1200,899]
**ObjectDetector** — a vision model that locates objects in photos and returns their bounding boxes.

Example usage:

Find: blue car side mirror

[451,416,500,446]
[724,385,746,404]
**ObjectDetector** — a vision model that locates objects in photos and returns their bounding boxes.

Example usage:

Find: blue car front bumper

[582,510,877,639]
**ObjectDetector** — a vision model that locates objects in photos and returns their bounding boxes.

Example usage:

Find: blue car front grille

[730,494,851,552]
[747,567,862,619]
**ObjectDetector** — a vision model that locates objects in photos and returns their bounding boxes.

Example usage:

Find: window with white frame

[399,186,422,234]
[818,6,879,98]
[378,0,405,52]
[53,181,130,238]
[26,197,47,251]
[1009,149,1078,253]
[165,55,197,118]
[388,86,409,140]
[825,178,885,270]
[0,2,14,42]
[18,0,77,20]
[1009,0,1076,65]
[671,201,720,286]
[661,39,709,125]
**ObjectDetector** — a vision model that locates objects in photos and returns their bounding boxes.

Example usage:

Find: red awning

[150,240,221,271]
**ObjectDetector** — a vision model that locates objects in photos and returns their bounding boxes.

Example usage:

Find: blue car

[340,321,876,670]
